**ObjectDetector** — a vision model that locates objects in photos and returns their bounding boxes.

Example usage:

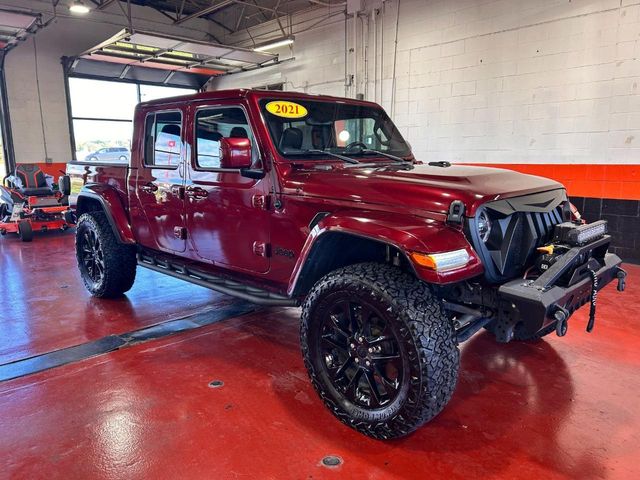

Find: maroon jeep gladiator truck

[66,89,627,439]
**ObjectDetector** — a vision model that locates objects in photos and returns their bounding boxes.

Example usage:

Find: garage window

[69,78,194,163]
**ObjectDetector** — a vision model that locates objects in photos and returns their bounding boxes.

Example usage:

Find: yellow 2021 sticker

[266,101,308,119]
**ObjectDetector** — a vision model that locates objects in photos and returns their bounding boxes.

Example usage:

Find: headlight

[410,249,471,271]
[477,209,492,243]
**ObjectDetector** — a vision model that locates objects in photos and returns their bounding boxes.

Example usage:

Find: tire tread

[75,212,136,297]
[300,262,459,439]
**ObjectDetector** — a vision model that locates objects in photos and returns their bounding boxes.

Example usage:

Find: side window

[195,106,253,169]
[144,111,183,167]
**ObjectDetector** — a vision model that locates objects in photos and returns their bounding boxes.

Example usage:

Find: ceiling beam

[208,16,234,33]
[234,5,246,31]
[97,0,118,10]
[232,0,279,15]
[153,8,178,22]
[174,0,235,25]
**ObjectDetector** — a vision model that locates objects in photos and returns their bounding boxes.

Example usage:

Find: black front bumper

[497,235,624,339]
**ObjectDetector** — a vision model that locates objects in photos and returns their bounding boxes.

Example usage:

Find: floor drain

[208,380,224,388]
[321,455,342,468]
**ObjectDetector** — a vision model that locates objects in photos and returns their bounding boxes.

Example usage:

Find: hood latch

[447,200,465,224]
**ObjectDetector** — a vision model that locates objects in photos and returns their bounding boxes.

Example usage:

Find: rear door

[130,109,187,253]
[184,102,270,273]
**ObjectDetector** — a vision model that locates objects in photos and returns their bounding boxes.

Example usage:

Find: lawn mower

[0,164,74,242]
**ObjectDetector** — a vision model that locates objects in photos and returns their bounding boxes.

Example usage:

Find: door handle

[171,185,185,199]
[186,186,208,199]
[140,182,158,193]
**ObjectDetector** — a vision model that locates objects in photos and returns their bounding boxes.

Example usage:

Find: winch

[535,244,566,273]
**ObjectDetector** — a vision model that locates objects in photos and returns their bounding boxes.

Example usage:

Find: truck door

[130,109,187,253]
[184,103,270,274]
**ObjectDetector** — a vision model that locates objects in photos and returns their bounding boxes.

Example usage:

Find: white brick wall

[213,0,640,166]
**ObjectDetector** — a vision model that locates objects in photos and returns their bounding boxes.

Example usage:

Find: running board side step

[138,254,298,307]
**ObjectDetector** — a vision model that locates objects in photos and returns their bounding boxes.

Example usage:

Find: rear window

[144,111,183,168]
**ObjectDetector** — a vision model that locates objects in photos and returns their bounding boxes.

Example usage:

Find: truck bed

[66,161,129,208]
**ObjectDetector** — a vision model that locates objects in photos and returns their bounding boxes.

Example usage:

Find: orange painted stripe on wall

[36,163,68,178]
[472,164,640,201]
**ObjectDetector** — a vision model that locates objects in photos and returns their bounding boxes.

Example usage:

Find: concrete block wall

[387,0,640,170]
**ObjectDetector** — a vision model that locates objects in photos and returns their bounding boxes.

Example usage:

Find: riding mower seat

[14,164,54,196]
[0,164,75,242]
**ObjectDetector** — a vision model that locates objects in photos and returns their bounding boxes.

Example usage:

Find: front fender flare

[76,184,135,244]
[288,210,483,295]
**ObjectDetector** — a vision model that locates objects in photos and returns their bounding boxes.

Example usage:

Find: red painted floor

[0,230,235,364]
[1,233,639,479]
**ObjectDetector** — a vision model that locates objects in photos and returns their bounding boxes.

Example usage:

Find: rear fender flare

[76,184,135,244]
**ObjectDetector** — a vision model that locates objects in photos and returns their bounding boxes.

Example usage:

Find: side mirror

[220,137,252,169]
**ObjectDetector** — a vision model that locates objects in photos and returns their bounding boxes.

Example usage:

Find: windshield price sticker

[266,101,308,119]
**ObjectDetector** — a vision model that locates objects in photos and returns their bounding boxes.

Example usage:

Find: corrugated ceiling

[125,0,337,32]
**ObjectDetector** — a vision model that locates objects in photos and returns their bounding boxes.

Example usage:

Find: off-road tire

[75,211,136,298]
[300,262,459,439]
[17,220,33,242]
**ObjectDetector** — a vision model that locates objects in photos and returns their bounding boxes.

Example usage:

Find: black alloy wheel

[316,297,404,409]
[79,227,104,284]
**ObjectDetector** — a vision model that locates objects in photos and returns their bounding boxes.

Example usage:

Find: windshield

[259,98,411,159]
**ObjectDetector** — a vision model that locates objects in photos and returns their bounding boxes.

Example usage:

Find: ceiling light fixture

[69,0,90,14]
[253,36,294,52]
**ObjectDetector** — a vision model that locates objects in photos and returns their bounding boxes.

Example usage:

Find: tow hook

[616,267,627,292]
[553,307,570,337]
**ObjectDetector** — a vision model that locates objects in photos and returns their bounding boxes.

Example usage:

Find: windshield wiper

[358,148,411,163]
[304,149,360,164]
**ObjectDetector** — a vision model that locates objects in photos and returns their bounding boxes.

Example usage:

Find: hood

[282,163,564,216]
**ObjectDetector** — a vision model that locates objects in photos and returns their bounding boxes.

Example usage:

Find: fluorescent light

[69,1,90,14]
[253,36,294,52]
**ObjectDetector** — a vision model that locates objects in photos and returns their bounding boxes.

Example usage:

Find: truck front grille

[466,189,568,283]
